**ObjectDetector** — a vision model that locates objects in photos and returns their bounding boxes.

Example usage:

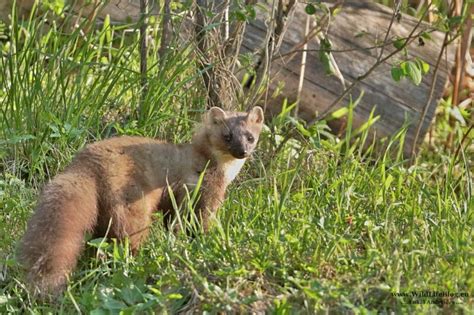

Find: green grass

[1,6,473,314]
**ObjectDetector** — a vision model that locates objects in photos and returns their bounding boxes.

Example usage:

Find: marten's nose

[233,148,248,159]
[236,149,247,159]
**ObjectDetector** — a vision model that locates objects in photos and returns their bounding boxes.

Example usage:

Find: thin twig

[245,0,297,109]
[274,27,438,58]
[274,0,297,52]
[444,0,466,150]
[244,0,278,110]
[194,0,243,109]
[453,124,474,162]
[453,6,472,104]
[377,0,402,63]
[158,0,171,62]
[139,0,149,113]
[194,0,215,108]
[272,11,328,63]
[295,14,310,117]
[410,32,449,160]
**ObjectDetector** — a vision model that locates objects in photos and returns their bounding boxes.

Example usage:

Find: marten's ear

[247,106,264,124]
[208,107,226,125]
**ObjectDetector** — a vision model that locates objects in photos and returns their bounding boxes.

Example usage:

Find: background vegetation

[0,0,472,313]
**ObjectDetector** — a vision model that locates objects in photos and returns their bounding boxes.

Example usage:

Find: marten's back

[18,136,187,298]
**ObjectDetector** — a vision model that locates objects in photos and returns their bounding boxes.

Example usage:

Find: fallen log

[1,0,455,155]
[242,1,455,155]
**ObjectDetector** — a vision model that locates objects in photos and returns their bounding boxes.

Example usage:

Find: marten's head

[203,106,264,160]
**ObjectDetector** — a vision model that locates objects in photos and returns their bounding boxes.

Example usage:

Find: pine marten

[18,106,264,298]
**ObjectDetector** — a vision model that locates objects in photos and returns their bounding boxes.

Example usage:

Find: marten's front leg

[160,168,227,233]
[192,168,227,232]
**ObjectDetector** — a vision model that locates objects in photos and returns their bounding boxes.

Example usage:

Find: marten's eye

[247,135,254,143]
[224,133,233,142]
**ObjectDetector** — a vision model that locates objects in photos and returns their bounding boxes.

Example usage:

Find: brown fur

[18,107,264,298]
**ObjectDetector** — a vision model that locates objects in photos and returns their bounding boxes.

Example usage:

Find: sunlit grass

[0,6,472,314]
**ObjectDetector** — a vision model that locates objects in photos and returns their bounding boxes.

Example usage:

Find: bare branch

[245,0,298,110]
[158,0,172,61]
[410,32,449,160]
[274,0,297,52]
[295,14,310,117]
[274,29,438,57]
[377,0,402,64]
[194,0,242,109]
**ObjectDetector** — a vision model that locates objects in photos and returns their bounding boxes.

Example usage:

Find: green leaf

[400,61,409,75]
[88,238,109,249]
[90,308,108,315]
[393,38,405,50]
[421,62,430,74]
[245,5,256,20]
[234,10,247,22]
[319,38,335,75]
[391,66,403,82]
[407,7,417,17]
[406,61,422,85]
[450,107,466,125]
[447,16,462,27]
[289,117,311,137]
[319,51,335,75]
[420,31,432,40]
[103,298,127,310]
[167,293,183,300]
[416,59,430,74]
[305,4,317,15]
[120,286,143,305]
[329,107,349,120]
[320,37,332,50]
[332,6,342,16]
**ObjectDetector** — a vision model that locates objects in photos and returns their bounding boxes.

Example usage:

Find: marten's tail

[18,171,98,299]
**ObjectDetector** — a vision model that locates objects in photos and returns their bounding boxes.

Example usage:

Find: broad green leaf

[420,31,432,40]
[319,52,335,75]
[415,58,430,74]
[245,5,256,20]
[103,298,127,310]
[393,38,405,50]
[407,7,417,16]
[400,61,409,75]
[391,66,402,82]
[319,38,335,75]
[407,61,422,85]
